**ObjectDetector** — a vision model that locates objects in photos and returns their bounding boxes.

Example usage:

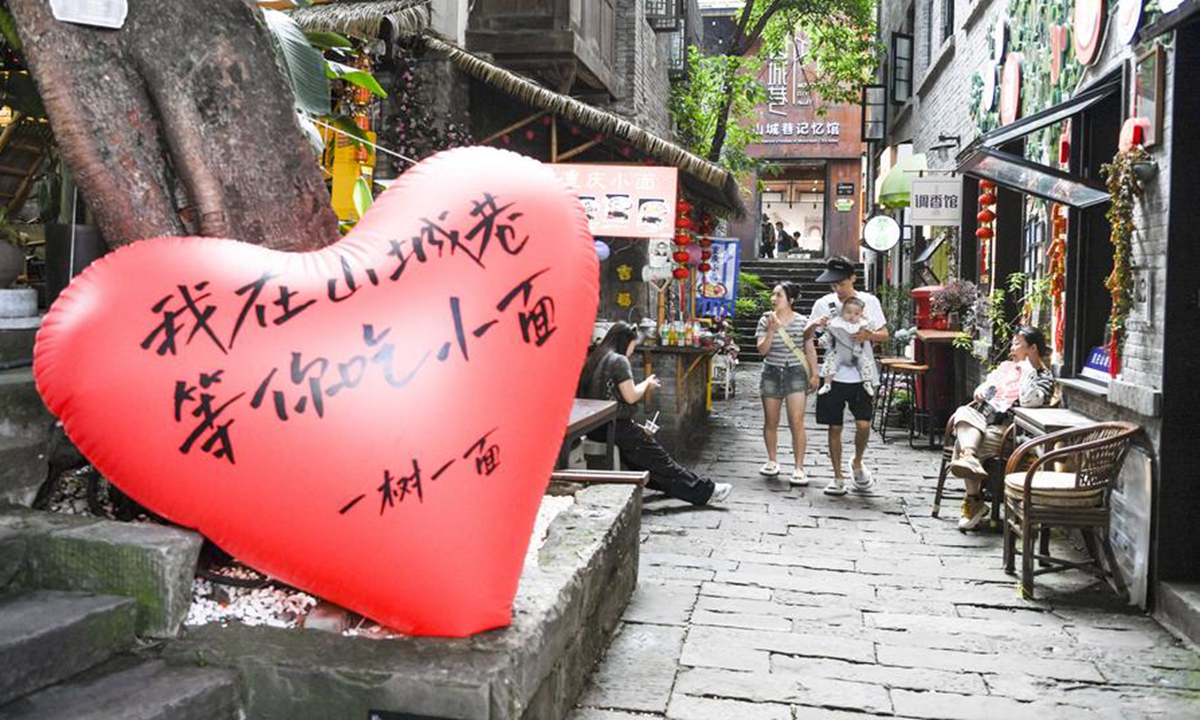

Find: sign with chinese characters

[696,239,741,318]
[752,120,842,145]
[51,0,128,29]
[550,164,678,238]
[835,198,854,212]
[909,178,962,225]
[836,182,856,196]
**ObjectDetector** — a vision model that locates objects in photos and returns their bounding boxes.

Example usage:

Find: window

[942,0,955,42]
[861,85,887,141]
[892,33,914,104]
[922,0,934,68]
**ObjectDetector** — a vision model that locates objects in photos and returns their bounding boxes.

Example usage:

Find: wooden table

[1012,407,1092,436]
[915,328,962,344]
[558,398,618,470]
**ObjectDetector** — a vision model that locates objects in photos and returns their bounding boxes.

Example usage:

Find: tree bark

[8,0,340,250]
[705,57,739,164]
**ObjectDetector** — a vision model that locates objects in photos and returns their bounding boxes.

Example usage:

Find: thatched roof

[287,0,430,40]
[424,36,745,215]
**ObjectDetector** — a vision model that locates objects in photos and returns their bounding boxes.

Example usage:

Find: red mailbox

[911,285,949,330]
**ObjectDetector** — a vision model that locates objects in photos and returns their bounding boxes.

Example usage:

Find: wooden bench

[550,470,649,487]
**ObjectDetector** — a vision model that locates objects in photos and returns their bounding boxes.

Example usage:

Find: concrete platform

[164,484,641,720]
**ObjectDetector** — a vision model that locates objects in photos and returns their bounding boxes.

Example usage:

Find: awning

[877,153,927,208]
[958,147,1109,208]
[955,79,1117,209]
[969,77,1120,151]
[286,0,430,40]
[425,36,746,216]
[1138,0,1200,40]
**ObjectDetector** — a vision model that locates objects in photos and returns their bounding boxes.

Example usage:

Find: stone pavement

[570,367,1200,720]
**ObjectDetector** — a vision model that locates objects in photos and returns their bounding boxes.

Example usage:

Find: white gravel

[186,494,577,631]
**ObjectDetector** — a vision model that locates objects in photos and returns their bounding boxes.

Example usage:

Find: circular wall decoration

[1000,53,1022,126]
[993,17,1007,64]
[982,63,997,113]
[1115,0,1143,46]
[862,215,901,253]
[1074,0,1106,65]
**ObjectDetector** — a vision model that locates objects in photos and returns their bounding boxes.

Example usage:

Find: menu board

[549,164,678,238]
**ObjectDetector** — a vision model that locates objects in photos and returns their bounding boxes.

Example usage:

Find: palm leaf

[262,8,330,116]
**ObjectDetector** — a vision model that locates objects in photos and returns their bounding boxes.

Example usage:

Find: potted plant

[887,387,912,427]
[930,278,978,330]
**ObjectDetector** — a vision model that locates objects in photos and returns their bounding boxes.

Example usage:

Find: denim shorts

[760,363,809,399]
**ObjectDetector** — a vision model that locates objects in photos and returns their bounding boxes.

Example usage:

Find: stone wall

[612,0,672,138]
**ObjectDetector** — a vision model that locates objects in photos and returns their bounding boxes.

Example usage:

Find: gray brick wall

[611,0,672,138]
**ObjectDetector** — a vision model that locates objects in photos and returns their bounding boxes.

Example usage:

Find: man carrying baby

[804,257,889,496]
[816,296,878,398]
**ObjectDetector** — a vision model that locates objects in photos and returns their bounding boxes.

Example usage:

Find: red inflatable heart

[34,148,598,636]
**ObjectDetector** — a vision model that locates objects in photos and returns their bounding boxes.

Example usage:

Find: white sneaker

[759,461,780,477]
[709,482,733,504]
[823,478,847,496]
[790,469,810,486]
[851,465,875,493]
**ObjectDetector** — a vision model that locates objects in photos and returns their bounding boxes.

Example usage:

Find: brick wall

[611,0,672,138]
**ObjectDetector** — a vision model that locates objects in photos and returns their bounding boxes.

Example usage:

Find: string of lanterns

[975,180,997,283]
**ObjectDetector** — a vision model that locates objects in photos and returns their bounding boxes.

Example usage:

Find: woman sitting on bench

[948,326,1055,531]
[578,322,732,506]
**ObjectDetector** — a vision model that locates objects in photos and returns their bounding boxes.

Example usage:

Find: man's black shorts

[815,381,873,426]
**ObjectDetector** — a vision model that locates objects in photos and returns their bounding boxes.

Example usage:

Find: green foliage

[734,272,773,317]
[325,60,387,99]
[669,0,876,172]
[262,8,331,117]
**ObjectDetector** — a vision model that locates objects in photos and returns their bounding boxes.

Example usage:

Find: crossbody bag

[771,317,814,380]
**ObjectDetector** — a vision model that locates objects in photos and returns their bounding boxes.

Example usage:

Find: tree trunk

[8,0,340,250]
[705,56,739,164]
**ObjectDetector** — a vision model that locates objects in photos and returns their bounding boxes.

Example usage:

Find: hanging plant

[1099,146,1148,377]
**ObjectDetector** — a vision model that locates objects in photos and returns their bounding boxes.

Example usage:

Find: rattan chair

[1002,421,1141,600]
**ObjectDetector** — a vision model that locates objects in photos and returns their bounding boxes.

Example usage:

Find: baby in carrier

[817,296,878,396]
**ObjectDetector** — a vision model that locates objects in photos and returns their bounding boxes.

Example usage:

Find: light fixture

[929,133,962,162]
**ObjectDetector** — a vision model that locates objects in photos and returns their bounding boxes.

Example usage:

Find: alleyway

[571,368,1200,720]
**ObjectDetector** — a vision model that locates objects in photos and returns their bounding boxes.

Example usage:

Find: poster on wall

[696,238,741,318]
[549,164,678,238]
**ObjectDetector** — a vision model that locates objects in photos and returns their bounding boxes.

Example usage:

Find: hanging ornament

[698,262,712,273]
[677,216,694,230]
[673,267,690,280]
[674,233,692,246]
[977,209,996,223]
[594,240,611,261]
[701,250,712,260]
[524,129,536,141]
[975,227,995,239]
[698,237,713,248]
[979,192,997,206]
[672,250,690,263]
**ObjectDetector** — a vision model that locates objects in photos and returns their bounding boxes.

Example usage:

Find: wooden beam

[557,138,600,162]
[0,112,24,156]
[480,109,548,145]
[550,113,558,163]
[8,150,44,213]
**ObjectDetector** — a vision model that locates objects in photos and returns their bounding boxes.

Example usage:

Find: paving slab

[572,367,1200,719]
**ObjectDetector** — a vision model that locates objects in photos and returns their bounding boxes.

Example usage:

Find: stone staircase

[735,259,865,363]
[0,506,239,719]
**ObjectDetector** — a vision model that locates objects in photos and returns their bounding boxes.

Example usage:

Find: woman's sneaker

[823,477,847,496]
[958,497,989,531]
[759,461,781,477]
[949,452,988,482]
[790,469,810,486]
[709,482,733,504]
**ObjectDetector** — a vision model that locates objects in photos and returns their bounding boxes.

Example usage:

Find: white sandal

[790,469,810,486]
[759,461,781,476]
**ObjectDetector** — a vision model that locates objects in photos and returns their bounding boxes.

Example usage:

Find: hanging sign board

[909,178,962,225]
[862,215,901,252]
[1115,0,1144,45]
[836,182,855,196]
[835,198,854,212]
[550,164,678,239]
[51,0,128,29]
[696,239,741,318]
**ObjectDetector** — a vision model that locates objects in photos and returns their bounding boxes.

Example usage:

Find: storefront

[727,32,866,261]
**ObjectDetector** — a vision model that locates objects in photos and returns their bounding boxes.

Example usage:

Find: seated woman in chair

[577,322,732,506]
[948,326,1055,531]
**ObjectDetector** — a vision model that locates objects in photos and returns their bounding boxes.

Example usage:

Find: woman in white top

[755,282,819,485]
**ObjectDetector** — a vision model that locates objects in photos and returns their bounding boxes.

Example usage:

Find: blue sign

[1080,346,1113,382]
[696,238,741,318]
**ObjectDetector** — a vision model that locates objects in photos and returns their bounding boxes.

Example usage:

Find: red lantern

[975,227,995,239]
[698,237,713,248]
[524,129,536,141]
[677,216,694,230]
[676,200,692,214]
[673,267,690,280]
[701,250,712,260]
[698,262,712,273]
[979,193,997,206]
[979,180,996,191]
[541,116,552,126]
[673,250,690,263]
[674,233,692,246]
[977,209,996,223]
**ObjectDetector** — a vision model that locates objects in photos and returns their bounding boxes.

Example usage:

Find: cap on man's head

[815,256,856,283]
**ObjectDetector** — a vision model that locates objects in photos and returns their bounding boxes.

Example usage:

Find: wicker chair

[931,414,1016,526]
[1002,421,1141,600]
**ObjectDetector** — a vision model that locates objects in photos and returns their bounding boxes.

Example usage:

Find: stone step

[0,590,138,706]
[0,658,239,720]
[1156,582,1200,650]
[0,508,203,637]
[0,369,54,506]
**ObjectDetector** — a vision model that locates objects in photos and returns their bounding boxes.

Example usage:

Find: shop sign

[862,215,901,252]
[1081,346,1114,382]
[753,120,842,145]
[1074,0,1106,65]
[835,198,854,212]
[836,182,855,196]
[550,164,678,239]
[909,178,961,225]
[51,0,128,28]
[1115,0,1143,46]
[765,37,812,116]
[696,239,741,318]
